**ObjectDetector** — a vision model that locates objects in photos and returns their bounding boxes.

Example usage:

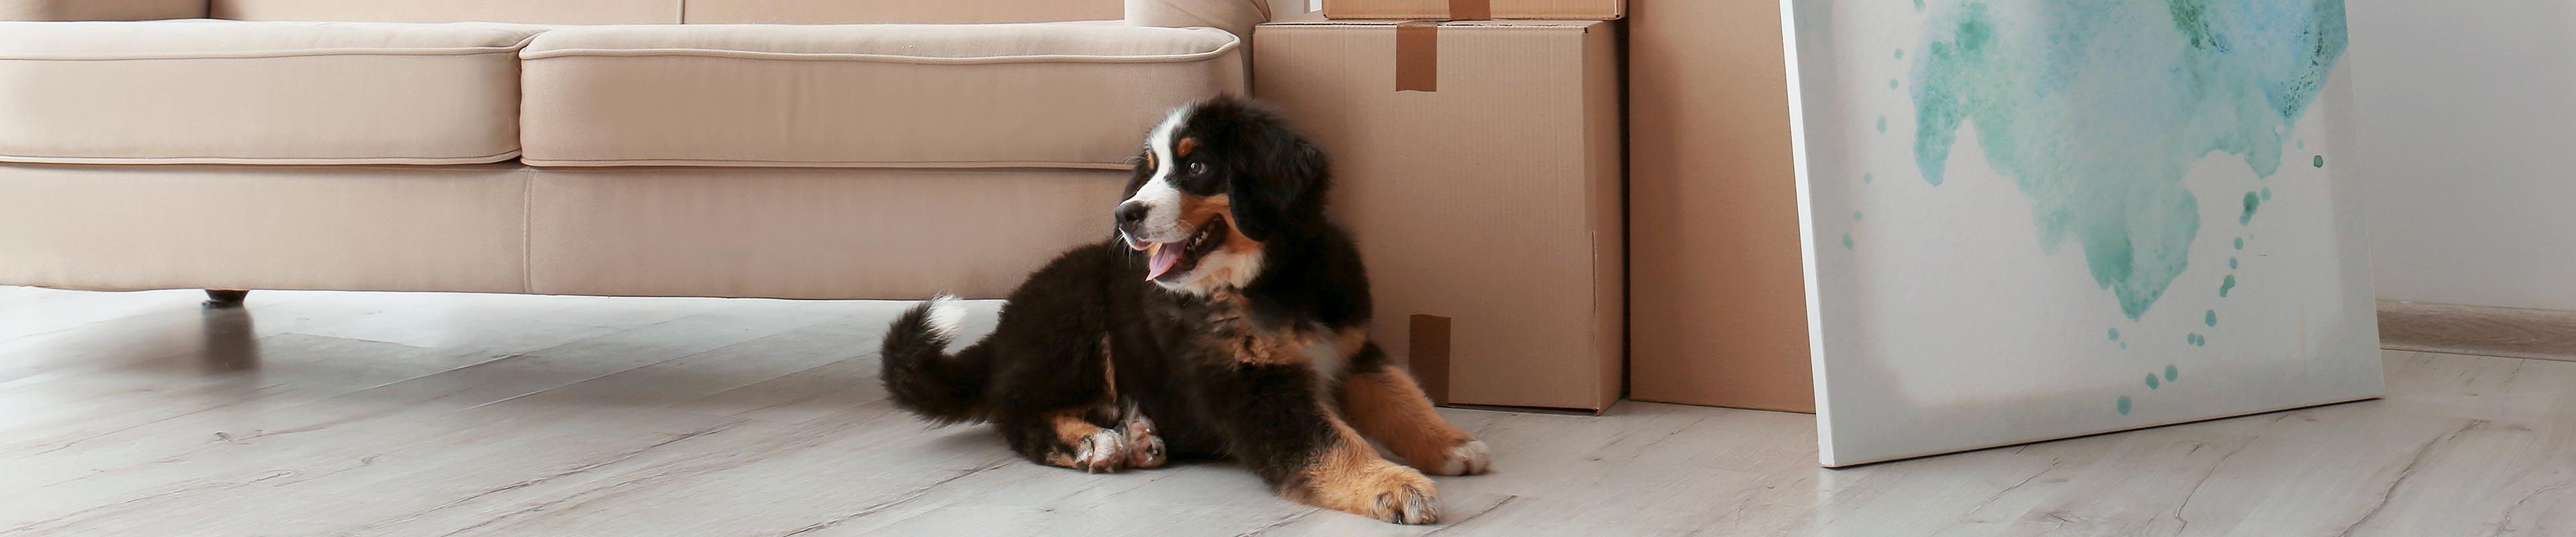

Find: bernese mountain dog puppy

[878,96,1487,524]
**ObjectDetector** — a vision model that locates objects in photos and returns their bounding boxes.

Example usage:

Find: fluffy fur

[878,96,1488,524]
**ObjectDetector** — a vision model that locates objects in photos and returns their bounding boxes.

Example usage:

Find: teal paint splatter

[1892,78,1902,89]
[1863,173,1874,183]
[2297,139,2305,149]
[2228,256,2238,269]
[2241,191,2262,224]
[1877,115,1888,133]
[2220,274,2236,297]
[2165,364,2180,381]
[1855,211,1866,221]
[2121,341,2128,350]
[2205,309,2218,326]
[1915,0,1926,12]
[2235,238,2245,250]
[1843,233,1856,249]
[1896,48,1906,60]
[2260,187,2272,201]
[2117,396,2133,415]
[1910,0,2348,320]
[2314,154,2326,167]
[2146,373,2160,389]
[2108,328,2121,341]
[2187,333,2206,346]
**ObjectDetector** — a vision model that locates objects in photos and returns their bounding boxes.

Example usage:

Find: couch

[0,0,1273,303]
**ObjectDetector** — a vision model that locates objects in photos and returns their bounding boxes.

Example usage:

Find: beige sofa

[0,0,1270,302]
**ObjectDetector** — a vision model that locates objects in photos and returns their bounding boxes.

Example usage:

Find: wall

[2349,1,2576,310]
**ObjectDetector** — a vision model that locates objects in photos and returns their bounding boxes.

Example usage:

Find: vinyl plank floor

[1,287,2570,536]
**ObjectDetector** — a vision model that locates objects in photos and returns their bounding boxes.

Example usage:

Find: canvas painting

[1783,0,2384,466]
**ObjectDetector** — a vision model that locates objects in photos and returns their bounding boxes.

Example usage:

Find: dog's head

[1115,96,1330,295]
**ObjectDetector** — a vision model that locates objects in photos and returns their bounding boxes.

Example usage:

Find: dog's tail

[879,295,992,426]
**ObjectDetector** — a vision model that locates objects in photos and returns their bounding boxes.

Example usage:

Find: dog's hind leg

[991,336,1166,473]
[1000,408,1130,473]
[994,403,1165,473]
[1338,342,1490,476]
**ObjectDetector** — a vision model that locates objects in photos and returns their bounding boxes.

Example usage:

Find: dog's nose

[1115,201,1150,230]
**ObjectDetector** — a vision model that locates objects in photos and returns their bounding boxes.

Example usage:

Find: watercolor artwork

[1782,0,2383,466]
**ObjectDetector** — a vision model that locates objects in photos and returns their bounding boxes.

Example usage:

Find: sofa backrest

[209,0,1124,25]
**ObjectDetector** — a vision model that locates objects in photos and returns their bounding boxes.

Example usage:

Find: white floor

[1,287,2569,536]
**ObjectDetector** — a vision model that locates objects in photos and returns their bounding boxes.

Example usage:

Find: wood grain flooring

[2381,299,2576,362]
[1,287,2571,536]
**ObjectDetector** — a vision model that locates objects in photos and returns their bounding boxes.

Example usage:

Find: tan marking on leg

[1284,421,1441,524]
[1101,335,1118,401]
[1342,366,1487,475]
[1049,410,1102,447]
[1044,409,1124,473]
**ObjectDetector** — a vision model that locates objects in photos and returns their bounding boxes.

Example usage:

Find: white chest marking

[1305,334,1350,379]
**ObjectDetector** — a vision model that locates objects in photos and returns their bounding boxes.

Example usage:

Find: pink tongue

[1145,244,1181,281]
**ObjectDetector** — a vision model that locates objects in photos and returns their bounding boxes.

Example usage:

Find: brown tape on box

[1409,313,1452,404]
[1395,21,1438,92]
[1448,0,1491,19]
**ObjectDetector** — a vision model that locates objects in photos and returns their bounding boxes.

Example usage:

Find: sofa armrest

[0,0,205,21]
[1127,0,1268,41]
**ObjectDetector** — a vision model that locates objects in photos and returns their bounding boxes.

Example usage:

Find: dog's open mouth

[1136,218,1229,282]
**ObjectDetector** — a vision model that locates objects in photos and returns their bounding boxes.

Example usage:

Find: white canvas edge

[1772,0,1840,469]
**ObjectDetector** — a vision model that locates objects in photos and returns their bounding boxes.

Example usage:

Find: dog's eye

[1187,162,1209,177]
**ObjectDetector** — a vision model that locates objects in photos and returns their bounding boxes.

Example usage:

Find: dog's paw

[1071,429,1128,473]
[1428,439,1491,476]
[1358,466,1442,525]
[1121,414,1167,469]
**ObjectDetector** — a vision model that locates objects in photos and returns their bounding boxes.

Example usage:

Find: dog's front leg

[1337,342,1491,476]
[1216,360,1441,524]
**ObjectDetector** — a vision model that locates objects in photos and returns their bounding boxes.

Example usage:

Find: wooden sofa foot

[204,289,249,307]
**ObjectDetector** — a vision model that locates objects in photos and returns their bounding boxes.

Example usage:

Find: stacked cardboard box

[1624,0,1811,412]
[1322,0,1623,20]
[1254,4,1624,412]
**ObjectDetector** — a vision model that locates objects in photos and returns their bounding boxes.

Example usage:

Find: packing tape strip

[1395,21,1438,92]
[1409,314,1452,405]
[1448,0,1491,19]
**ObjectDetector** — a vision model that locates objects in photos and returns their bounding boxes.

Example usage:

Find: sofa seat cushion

[519,23,1244,169]
[0,20,542,164]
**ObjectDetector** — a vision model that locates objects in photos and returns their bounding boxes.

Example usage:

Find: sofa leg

[204,289,249,308]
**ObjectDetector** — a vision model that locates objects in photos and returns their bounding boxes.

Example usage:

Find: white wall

[2349,1,2576,310]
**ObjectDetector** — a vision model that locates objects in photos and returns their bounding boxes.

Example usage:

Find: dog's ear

[1228,118,1328,243]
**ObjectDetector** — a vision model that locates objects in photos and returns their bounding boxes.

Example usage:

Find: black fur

[877,301,988,425]
[877,95,1412,503]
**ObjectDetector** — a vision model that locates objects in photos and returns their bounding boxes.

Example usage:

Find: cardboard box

[1626,0,1813,412]
[1321,0,1623,20]
[1254,19,1622,412]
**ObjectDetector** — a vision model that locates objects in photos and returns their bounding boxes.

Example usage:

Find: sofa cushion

[0,20,544,164]
[685,0,1121,25]
[519,23,1244,169]
[2,0,207,21]
[211,0,678,24]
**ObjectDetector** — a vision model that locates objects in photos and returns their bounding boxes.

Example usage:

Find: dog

[877,96,1488,524]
